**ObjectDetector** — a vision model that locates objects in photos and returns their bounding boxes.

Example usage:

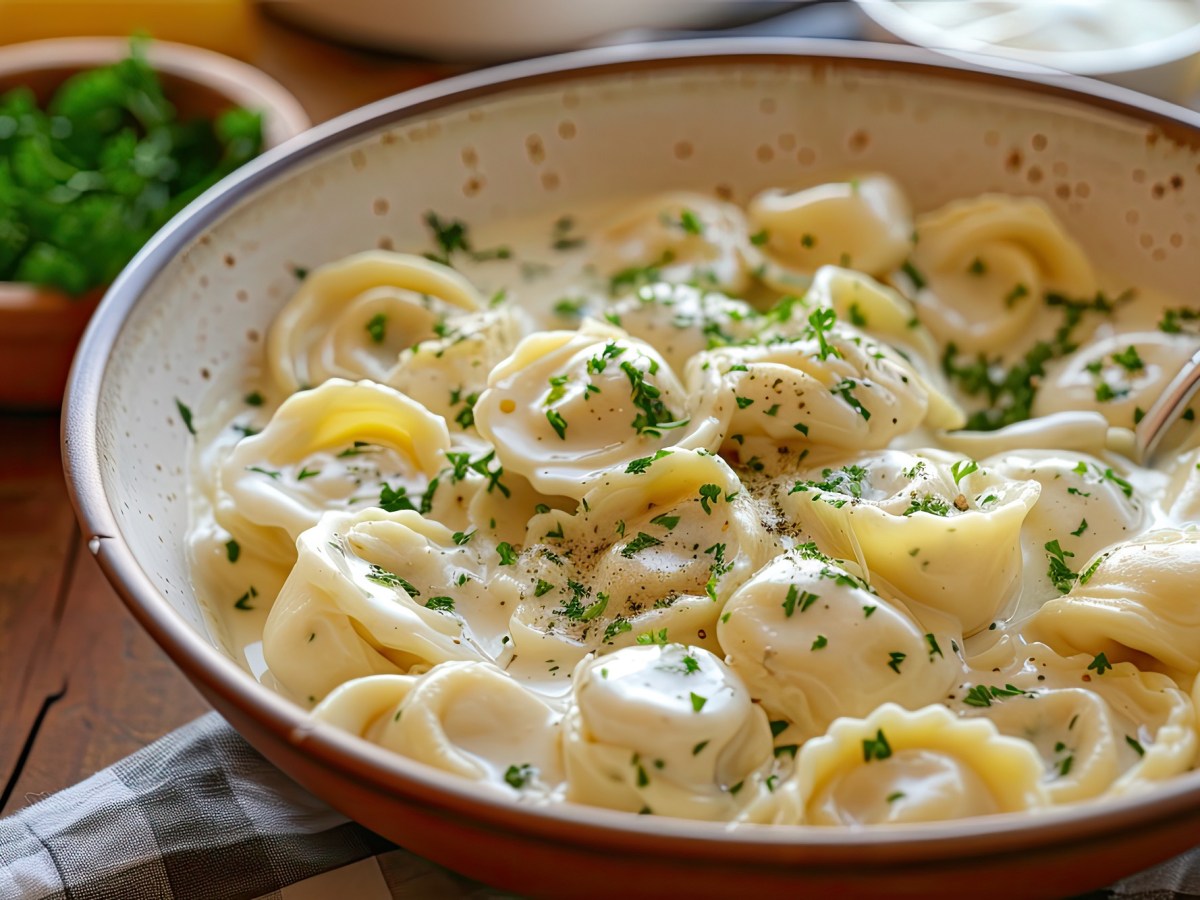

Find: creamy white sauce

[185,181,1200,824]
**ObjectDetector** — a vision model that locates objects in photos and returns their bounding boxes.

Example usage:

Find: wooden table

[0,10,463,818]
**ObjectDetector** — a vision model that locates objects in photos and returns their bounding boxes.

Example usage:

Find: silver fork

[1134,347,1200,465]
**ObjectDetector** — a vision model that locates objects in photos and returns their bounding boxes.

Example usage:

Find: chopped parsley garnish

[233,586,258,610]
[425,596,455,612]
[941,290,1124,430]
[811,634,828,650]
[621,532,663,558]
[862,729,893,762]
[677,208,704,235]
[581,592,608,621]
[626,449,673,474]
[534,579,555,597]
[649,513,680,530]
[423,211,510,264]
[831,379,871,420]
[900,259,926,290]
[244,391,264,407]
[1111,345,1145,371]
[379,482,417,512]
[504,763,535,789]
[689,692,708,713]
[950,459,978,485]
[604,618,633,642]
[225,539,240,563]
[496,542,518,565]
[365,313,387,344]
[781,584,819,617]
[1071,519,1088,537]
[1045,539,1077,593]
[887,651,906,674]
[175,399,196,436]
[636,628,669,645]
[807,308,841,361]
[545,408,569,439]
[1125,735,1146,757]
[366,565,420,597]
[902,495,951,517]
[962,683,1027,707]
[697,483,722,514]
[1087,652,1112,676]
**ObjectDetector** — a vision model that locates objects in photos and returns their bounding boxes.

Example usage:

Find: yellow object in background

[0,0,258,60]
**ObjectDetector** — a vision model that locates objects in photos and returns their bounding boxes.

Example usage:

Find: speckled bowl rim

[62,38,1200,865]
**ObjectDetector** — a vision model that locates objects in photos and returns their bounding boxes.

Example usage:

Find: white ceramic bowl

[260,0,752,60]
[64,39,1200,898]
[855,0,1200,102]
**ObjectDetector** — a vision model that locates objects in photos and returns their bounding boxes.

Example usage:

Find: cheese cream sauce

[186,177,1200,824]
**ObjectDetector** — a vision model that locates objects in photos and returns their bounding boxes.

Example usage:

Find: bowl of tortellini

[63,37,1200,899]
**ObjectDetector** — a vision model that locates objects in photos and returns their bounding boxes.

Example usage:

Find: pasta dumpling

[216,379,449,564]
[697,321,956,470]
[604,282,760,373]
[1025,528,1200,680]
[906,194,1097,354]
[746,174,913,288]
[266,251,483,394]
[719,547,960,741]
[1033,331,1200,431]
[473,320,727,499]
[262,508,513,703]
[509,449,773,664]
[564,644,774,820]
[957,639,1196,802]
[797,703,1047,825]
[590,192,753,295]
[386,308,522,432]
[986,451,1146,613]
[782,449,1041,634]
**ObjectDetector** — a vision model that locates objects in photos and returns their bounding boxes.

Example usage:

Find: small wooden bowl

[0,37,310,410]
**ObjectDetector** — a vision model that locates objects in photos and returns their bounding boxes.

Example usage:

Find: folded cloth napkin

[0,712,1196,899]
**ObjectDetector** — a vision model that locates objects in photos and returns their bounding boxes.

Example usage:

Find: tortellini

[747,174,913,288]
[1025,529,1200,680]
[266,251,483,394]
[698,324,956,467]
[590,192,753,295]
[216,379,449,564]
[565,644,774,820]
[719,549,960,741]
[474,320,727,498]
[782,449,1041,634]
[262,508,513,703]
[509,449,774,664]
[189,181,1200,830]
[1033,331,1200,431]
[797,703,1048,825]
[986,451,1145,613]
[906,195,1097,354]
[955,640,1196,802]
[604,282,760,373]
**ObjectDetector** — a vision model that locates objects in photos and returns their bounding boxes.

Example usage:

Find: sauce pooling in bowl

[186,178,1200,824]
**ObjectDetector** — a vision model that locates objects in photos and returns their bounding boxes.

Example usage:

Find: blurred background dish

[855,0,1200,102]
[257,0,792,61]
[0,37,309,410]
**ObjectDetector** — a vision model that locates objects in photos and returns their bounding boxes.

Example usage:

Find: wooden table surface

[0,10,463,818]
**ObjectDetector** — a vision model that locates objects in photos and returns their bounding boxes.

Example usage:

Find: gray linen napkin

[0,715,1196,898]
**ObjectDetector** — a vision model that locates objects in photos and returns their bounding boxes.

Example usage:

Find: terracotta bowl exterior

[63,40,1200,898]
[0,37,310,410]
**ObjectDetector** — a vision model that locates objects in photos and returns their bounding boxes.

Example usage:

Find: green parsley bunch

[0,40,263,294]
